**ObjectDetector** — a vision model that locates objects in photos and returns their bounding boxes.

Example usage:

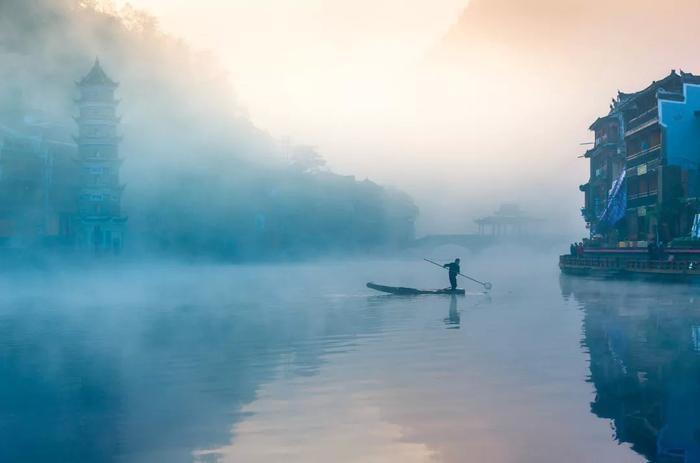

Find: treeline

[0,0,417,259]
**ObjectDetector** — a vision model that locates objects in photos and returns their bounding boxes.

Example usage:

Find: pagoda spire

[78,57,118,88]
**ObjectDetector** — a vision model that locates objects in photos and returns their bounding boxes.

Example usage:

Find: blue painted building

[582,71,700,244]
[659,83,700,197]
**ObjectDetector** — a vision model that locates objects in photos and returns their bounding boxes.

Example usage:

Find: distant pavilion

[475,204,543,236]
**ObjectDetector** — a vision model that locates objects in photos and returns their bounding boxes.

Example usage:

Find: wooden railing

[560,255,700,276]
[626,144,661,162]
[628,190,658,200]
[560,256,621,269]
[625,259,700,273]
[626,108,659,132]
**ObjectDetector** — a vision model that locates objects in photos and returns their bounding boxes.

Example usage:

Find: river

[1,253,698,462]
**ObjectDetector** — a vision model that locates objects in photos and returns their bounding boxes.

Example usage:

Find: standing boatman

[443,258,461,291]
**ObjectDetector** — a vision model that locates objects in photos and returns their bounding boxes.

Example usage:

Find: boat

[366,282,465,295]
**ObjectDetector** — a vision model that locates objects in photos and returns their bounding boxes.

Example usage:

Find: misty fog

[0,0,416,259]
[114,0,700,237]
[84,0,700,238]
[4,0,700,249]
[4,2,700,463]
[2,248,696,462]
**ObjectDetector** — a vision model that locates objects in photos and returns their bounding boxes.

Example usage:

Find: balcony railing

[626,144,661,163]
[626,159,660,177]
[627,193,658,209]
[594,133,620,147]
[560,255,700,276]
[627,190,658,200]
[627,107,659,130]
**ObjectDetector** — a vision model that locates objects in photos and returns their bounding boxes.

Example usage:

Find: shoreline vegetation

[0,0,417,261]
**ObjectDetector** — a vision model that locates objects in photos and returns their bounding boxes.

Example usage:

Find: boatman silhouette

[443,258,461,291]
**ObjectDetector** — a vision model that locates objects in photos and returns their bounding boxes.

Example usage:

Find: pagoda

[74,59,127,253]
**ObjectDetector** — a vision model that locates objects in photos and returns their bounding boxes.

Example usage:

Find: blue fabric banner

[595,169,626,235]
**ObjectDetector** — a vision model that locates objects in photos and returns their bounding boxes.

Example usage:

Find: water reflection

[444,295,460,329]
[0,265,390,463]
[560,276,700,463]
[0,261,668,463]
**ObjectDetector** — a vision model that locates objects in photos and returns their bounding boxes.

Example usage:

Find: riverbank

[559,247,700,280]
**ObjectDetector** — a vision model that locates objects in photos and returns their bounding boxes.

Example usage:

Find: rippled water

[1,256,699,462]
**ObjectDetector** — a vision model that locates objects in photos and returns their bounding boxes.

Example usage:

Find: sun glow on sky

[114,0,468,139]
[110,0,700,235]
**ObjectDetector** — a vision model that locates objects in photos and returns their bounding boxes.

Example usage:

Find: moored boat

[367,282,466,295]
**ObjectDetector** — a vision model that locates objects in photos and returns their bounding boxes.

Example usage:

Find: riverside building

[562,71,700,278]
[580,70,700,245]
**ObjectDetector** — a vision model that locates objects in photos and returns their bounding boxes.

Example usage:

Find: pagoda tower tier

[74,59,127,254]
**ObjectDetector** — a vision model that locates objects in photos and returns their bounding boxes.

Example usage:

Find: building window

[628,177,639,196]
[692,326,700,352]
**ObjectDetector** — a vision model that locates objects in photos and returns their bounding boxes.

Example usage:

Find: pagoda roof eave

[78,216,128,224]
[77,59,118,87]
[75,80,119,88]
[474,216,544,225]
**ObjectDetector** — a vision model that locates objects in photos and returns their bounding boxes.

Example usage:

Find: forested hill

[0,0,417,259]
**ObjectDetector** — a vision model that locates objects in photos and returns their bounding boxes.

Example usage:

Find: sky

[111,0,700,236]
[112,0,468,137]
[112,0,477,233]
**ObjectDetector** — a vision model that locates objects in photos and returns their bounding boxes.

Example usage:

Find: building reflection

[560,276,700,463]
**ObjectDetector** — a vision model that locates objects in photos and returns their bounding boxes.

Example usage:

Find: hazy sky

[111,0,700,235]
[111,0,481,233]
[114,0,468,136]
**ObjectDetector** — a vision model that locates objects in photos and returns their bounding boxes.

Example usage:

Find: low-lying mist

[269,0,700,237]
[0,0,417,260]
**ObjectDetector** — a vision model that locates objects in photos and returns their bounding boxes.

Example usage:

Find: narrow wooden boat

[367,282,465,295]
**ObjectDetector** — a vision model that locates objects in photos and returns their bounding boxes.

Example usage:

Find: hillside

[0,0,417,258]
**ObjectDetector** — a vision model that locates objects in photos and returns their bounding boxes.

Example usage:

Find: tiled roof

[78,59,117,87]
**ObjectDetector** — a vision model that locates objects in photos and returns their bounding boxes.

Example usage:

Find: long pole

[424,258,493,291]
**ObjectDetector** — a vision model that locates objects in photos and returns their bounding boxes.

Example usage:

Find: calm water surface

[1,256,699,462]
